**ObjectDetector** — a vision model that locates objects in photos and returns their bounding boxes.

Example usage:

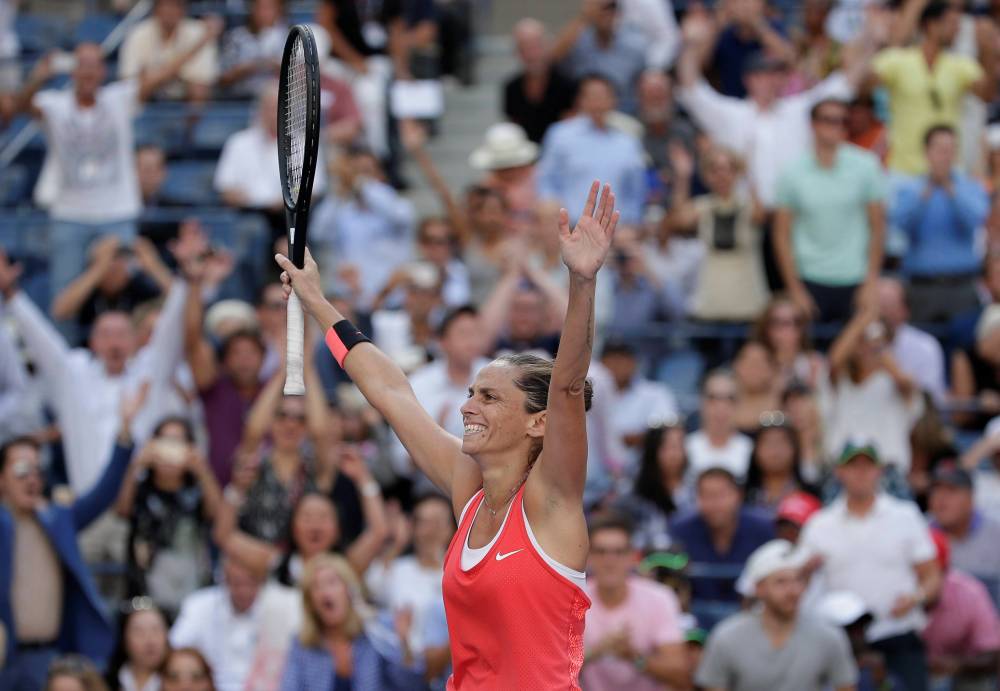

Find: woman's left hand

[559,181,619,280]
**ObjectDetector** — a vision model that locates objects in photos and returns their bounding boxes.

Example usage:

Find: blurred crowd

[4,0,1000,690]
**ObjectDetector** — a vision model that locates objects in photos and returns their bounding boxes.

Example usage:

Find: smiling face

[292,494,339,559]
[460,363,541,458]
[309,564,352,631]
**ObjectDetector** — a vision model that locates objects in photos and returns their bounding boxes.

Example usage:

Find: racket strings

[284,36,308,201]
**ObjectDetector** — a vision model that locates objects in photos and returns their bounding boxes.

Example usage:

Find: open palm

[559,181,620,280]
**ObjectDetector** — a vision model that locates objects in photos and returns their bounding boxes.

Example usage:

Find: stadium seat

[161,161,220,206]
[190,103,252,151]
[73,13,120,45]
[14,14,71,54]
[0,166,30,208]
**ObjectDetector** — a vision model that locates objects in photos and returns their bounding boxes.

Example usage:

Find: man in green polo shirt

[774,97,887,322]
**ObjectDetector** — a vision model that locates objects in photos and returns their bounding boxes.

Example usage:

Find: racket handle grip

[284,292,306,396]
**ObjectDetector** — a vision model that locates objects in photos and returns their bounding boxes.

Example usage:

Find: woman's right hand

[275,248,327,318]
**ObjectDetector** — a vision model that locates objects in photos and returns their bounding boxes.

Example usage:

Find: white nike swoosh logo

[495,549,524,561]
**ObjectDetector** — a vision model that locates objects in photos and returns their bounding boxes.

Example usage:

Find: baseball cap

[816,590,871,628]
[776,491,822,527]
[931,464,974,491]
[685,628,708,646]
[838,439,881,466]
[735,539,807,596]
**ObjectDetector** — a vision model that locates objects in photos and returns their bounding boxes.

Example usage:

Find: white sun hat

[469,123,539,171]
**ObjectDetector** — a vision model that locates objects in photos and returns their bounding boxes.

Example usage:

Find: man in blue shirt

[536,74,647,225]
[892,124,989,323]
[670,467,774,624]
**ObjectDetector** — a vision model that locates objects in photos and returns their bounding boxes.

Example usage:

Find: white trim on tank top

[458,489,587,591]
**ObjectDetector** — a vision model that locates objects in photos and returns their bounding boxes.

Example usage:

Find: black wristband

[329,319,372,362]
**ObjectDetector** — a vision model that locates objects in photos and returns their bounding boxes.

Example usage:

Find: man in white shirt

[685,370,753,480]
[878,276,947,406]
[119,0,221,103]
[170,559,300,691]
[215,81,327,215]
[798,440,942,691]
[599,340,678,474]
[0,251,188,497]
[11,39,217,336]
[390,306,490,483]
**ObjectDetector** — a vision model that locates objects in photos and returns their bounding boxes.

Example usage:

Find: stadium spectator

[0,394,142,690]
[928,464,1000,602]
[183,264,265,484]
[669,143,769,322]
[119,0,222,103]
[799,441,941,691]
[744,422,809,514]
[619,0,680,71]
[620,422,691,551]
[774,98,886,323]
[311,145,415,310]
[0,315,32,443]
[732,342,781,434]
[135,145,178,209]
[0,248,187,496]
[50,236,169,345]
[114,416,221,616]
[412,218,470,309]
[604,225,675,331]
[214,82,328,232]
[104,604,169,691]
[369,261,446,370]
[846,94,887,161]
[670,467,775,606]
[709,0,796,98]
[599,340,678,472]
[950,305,1000,432]
[161,648,216,691]
[752,295,825,389]
[822,301,924,474]
[892,125,989,322]
[582,513,688,689]
[9,42,206,315]
[280,554,425,690]
[468,122,539,229]
[503,18,578,145]
[43,656,111,691]
[550,0,648,114]
[366,493,454,660]
[676,11,857,213]
[169,558,300,691]
[696,539,857,691]
[635,70,696,177]
[773,490,822,544]
[388,306,489,481]
[480,263,564,357]
[536,74,646,225]
[781,381,826,482]
[789,0,843,93]
[218,0,287,98]
[685,370,753,479]
[877,276,948,406]
[922,528,1000,691]
[870,0,996,176]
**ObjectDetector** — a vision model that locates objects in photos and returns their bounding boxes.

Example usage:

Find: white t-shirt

[891,323,946,407]
[608,378,678,473]
[33,81,142,223]
[214,126,327,208]
[685,430,753,480]
[365,555,444,654]
[819,370,925,473]
[798,494,936,642]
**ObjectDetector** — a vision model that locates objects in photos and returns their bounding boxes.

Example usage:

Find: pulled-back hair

[493,353,594,414]
[492,353,594,467]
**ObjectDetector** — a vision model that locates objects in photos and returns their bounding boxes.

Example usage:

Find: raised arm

[51,235,121,321]
[828,302,880,380]
[275,250,482,516]
[532,181,618,502]
[133,16,224,102]
[239,368,285,452]
[339,446,390,576]
[399,120,470,245]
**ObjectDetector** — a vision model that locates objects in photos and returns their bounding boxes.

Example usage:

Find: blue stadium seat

[14,14,71,54]
[191,103,252,151]
[134,103,190,151]
[73,13,119,45]
[0,166,30,208]
[161,161,220,206]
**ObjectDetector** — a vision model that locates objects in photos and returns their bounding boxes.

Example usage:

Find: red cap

[776,492,822,527]
[930,528,950,572]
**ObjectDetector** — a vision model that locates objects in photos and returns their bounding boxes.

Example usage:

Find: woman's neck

[128,664,155,689]
[479,453,531,513]
[761,471,792,499]
[271,449,301,482]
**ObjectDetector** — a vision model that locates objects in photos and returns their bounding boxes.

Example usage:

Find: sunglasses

[814,114,847,127]
[12,460,41,479]
[758,410,788,427]
[591,546,630,557]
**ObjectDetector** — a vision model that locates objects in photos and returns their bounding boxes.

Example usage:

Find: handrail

[0,0,154,168]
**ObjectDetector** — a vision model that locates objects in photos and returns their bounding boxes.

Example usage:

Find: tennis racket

[277,25,321,396]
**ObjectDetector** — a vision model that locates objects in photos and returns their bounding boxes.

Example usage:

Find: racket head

[277,24,321,268]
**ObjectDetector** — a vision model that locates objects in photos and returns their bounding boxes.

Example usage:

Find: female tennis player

[275,181,619,690]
